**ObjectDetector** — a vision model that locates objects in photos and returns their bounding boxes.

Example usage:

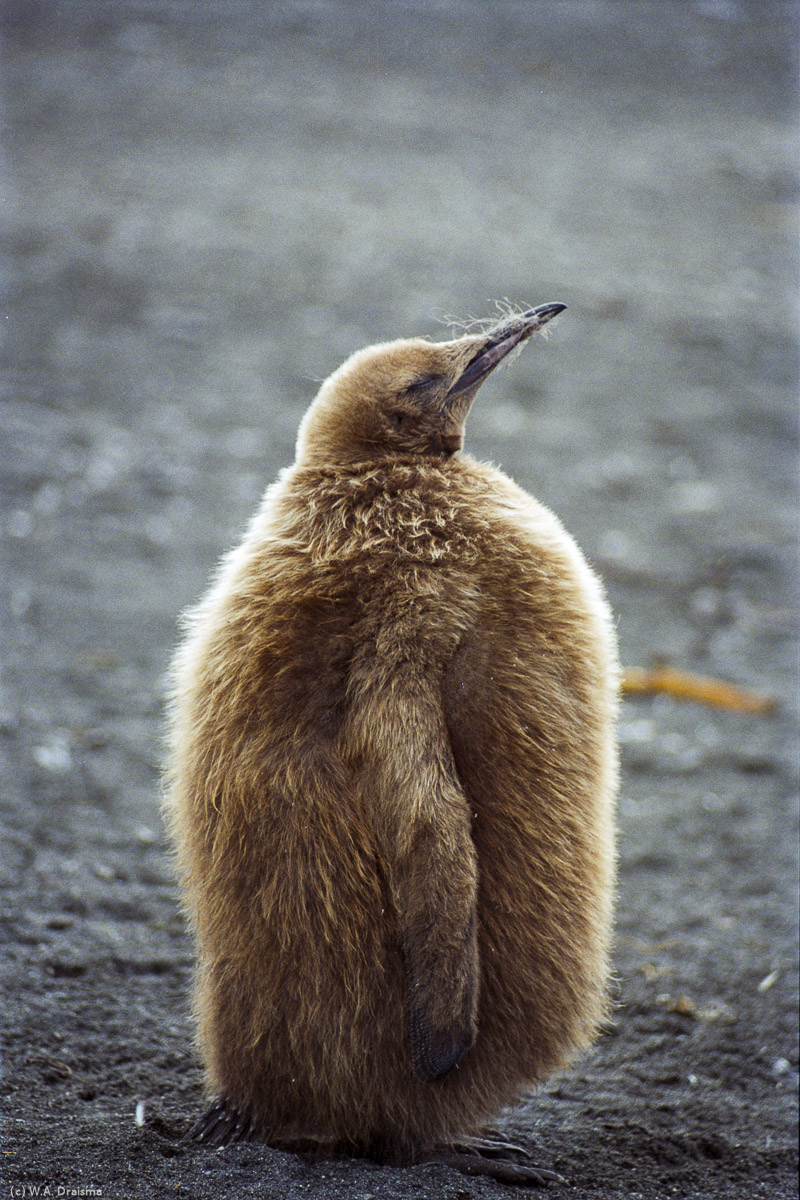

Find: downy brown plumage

[164,304,619,1181]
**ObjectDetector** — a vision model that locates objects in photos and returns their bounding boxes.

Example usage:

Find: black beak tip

[528,302,567,324]
[447,301,567,399]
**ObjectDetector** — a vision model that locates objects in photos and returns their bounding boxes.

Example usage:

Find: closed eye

[403,373,442,396]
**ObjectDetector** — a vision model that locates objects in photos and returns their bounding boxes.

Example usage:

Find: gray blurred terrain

[1,3,798,1198]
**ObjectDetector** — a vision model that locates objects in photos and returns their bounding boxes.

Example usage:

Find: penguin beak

[447,302,567,399]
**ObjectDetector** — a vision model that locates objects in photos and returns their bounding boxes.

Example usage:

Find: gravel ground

[1,3,798,1198]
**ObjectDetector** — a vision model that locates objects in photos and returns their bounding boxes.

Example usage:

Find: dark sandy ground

[1,3,798,1197]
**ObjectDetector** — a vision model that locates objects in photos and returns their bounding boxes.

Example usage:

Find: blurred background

[4,3,797,677]
[1,3,798,1196]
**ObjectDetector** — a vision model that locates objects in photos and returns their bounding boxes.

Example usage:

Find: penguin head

[295,303,566,468]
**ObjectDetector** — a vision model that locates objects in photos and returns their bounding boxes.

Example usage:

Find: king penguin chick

[164,303,620,1185]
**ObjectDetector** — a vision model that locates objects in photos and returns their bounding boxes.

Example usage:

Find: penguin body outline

[165,306,619,1164]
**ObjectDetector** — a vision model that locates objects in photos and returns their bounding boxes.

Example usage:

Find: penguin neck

[273,454,479,564]
[291,453,463,488]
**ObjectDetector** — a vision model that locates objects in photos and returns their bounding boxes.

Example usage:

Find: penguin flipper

[349,666,480,1084]
[389,782,480,1085]
[407,968,476,1082]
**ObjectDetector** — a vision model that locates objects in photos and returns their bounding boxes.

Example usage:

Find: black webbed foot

[185,1095,262,1148]
[421,1131,565,1187]
[450,1131,534,1160]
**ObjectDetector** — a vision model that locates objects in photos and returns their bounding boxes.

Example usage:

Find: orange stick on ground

[621,665,777,714]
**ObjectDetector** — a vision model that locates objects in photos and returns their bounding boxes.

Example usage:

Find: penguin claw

[451,1132,534,1161]
[426,1147,565,1187]
[186,1096,260,1148]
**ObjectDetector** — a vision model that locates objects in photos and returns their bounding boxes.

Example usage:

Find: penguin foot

[450,1130,534,1160]
[186,1100,344,1159]
[185,1095,262,1147]
[186,1102,563,1185]
[422,1136,565,1187]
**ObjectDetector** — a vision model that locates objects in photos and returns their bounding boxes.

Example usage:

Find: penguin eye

[403,373,442,397]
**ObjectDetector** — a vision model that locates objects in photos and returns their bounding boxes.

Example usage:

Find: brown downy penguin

[164,303,619,1185]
